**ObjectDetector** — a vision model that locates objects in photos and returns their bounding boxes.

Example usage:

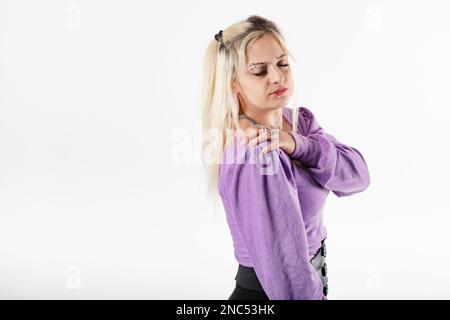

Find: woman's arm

[287,107,371,197]
[219,140,325,300]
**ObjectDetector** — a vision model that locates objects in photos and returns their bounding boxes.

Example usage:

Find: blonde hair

[201,15,298,202]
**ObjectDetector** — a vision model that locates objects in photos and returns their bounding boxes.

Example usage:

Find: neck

[241,107,284,130]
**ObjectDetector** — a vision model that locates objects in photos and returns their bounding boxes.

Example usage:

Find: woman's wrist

[281,131,297,156]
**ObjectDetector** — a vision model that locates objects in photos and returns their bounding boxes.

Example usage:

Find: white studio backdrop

[1,0,449,299]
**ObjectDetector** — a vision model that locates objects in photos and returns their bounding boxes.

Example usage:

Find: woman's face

[233,34,293,112]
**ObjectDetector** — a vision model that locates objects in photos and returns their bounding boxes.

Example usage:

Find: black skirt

[228,239,328,300]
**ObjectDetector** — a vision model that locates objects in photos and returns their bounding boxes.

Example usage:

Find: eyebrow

[248,53,287,68]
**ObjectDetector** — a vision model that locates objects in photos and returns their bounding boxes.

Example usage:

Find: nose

[268,64,285,84]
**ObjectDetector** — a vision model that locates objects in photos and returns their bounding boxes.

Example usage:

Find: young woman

[201,15,371,300]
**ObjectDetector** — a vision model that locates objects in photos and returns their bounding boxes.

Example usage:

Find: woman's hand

[239,127,296,155]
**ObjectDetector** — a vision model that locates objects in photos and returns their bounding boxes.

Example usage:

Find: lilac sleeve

[220,141,325,300]
[287,107,371,197]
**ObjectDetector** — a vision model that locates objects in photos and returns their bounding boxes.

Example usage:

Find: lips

[271,87,288,95]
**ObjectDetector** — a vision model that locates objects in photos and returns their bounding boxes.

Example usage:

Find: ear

[231,81,239,95]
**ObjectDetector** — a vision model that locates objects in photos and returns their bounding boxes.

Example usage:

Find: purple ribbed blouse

[218,106,371,300]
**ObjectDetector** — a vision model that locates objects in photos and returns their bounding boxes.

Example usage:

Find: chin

[270,98,290,109]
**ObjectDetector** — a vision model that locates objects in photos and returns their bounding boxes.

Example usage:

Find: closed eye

[254,64,290,76]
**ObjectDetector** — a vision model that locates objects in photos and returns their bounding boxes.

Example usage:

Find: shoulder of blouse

[219,134,296,190]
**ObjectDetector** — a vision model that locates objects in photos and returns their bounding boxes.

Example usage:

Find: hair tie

[214,30,223,43]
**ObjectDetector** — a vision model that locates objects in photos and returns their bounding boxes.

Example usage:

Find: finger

[269,129,280,141]
[262,131,281,152]
[241,127,258,145]
[248,129,269,147]
[260,129,280,145]
[245,127,259,140]
[261,141,278,153]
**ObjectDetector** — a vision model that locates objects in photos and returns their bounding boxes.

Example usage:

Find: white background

[1,0,449,299]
